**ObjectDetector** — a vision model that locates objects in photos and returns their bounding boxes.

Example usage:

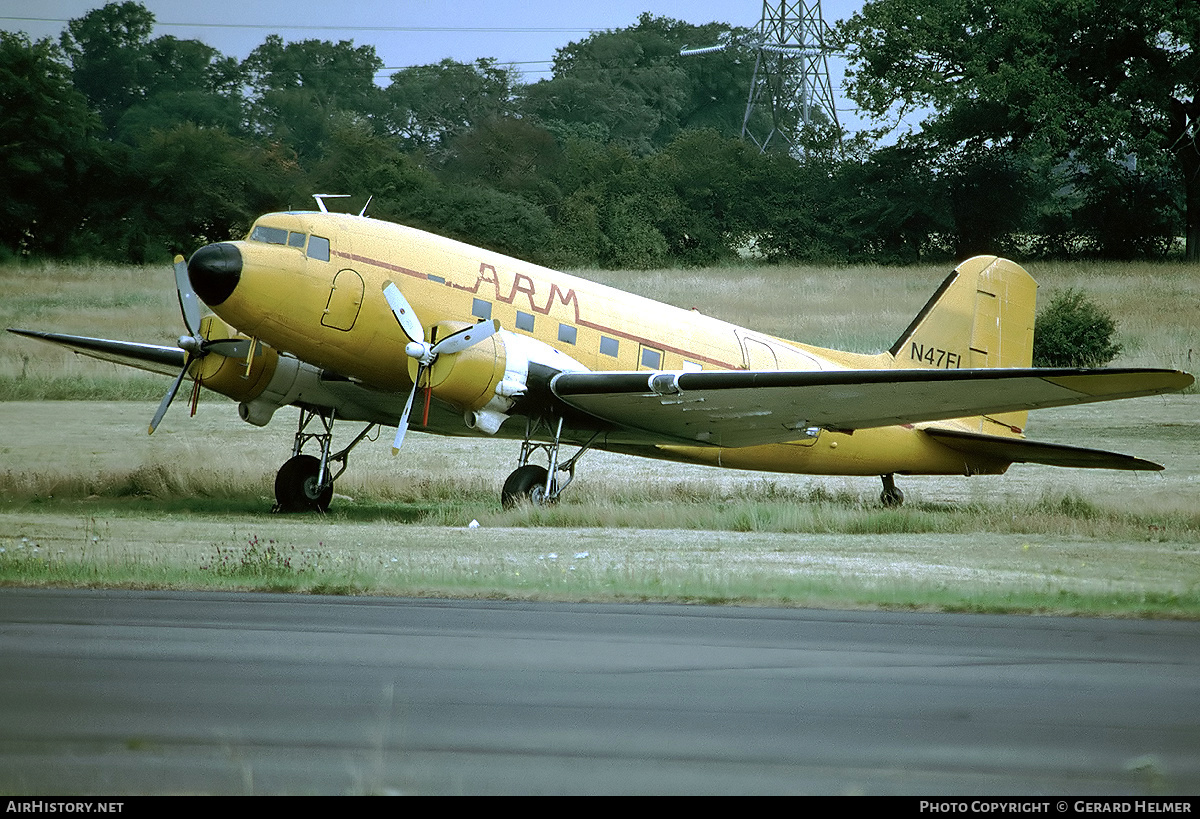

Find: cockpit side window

[249,225,288,245]
[307,235,330,261]
[247,225,331,262]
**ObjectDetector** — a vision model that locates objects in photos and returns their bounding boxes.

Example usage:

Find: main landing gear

[880,473,904,507]
[501,416,600,509]
[273,408,376,513]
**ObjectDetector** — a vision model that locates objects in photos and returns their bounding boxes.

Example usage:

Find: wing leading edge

[7,329,186,377]
[550,367,1193,449]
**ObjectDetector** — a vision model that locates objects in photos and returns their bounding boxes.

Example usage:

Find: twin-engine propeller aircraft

[9,199,1194,512]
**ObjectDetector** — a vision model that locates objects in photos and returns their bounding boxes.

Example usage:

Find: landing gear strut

[501,416,599,509]
[880,473,904,507]
[273,408,376,513]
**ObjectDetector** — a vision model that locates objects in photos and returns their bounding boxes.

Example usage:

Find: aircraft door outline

[322,268,364,331]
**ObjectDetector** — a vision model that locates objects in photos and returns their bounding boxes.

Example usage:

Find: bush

[1033,288,1123,368]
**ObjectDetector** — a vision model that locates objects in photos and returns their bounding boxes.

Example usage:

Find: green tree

[306,118,436,223]
[645,130,778,265]
[440,117,563,206]
[59,2,246,145]
[58,1,156,135]
[242,35,383,159]
[113,35,246,142]
[95,123,300,262]
[383,58,518,155]
[839,0,1200,260]
[0,31,99,257]
[519,13,754,155]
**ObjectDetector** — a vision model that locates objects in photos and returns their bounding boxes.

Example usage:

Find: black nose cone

[188,242,242,306]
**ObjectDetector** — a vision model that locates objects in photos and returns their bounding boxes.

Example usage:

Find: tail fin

[890,256,1038,432]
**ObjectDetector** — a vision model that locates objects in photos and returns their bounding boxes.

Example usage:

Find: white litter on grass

[468,519,480,529]
[574,551,590,559]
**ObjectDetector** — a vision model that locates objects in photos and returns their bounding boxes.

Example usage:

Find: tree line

[2,0,1196,267]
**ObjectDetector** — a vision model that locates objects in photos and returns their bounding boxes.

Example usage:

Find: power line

[0,16,597,35]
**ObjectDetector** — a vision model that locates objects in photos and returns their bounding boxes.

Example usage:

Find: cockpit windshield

[248,224,330,262]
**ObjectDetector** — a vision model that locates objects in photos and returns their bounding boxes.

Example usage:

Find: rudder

[890,256,1038,432]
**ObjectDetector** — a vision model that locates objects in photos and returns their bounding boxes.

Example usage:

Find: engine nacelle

[236,352,327,427]
[414,322,587,434]
[189,316,345,427]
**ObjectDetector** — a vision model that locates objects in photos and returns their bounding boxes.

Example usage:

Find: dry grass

[3,258,1196,397]
[582,260,1200,366]
[1,397,1197,615]
[1,257,1197,614]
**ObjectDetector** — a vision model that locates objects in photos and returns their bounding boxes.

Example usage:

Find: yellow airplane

[9,199,1194,512]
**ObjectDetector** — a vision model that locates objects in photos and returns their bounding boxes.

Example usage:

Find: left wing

[8,329,186,377]
[550,367,1193,448]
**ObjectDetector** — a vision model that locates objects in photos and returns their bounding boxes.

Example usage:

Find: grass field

[1,258,1197,615]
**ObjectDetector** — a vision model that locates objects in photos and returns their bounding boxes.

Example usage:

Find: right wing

[550,367,1193,448]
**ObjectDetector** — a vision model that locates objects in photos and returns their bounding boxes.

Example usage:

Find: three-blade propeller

[148,256,251,434]
[383,281,499,454]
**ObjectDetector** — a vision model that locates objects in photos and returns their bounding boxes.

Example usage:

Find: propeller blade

[382,281,424,343]
[391,366,422,455]
[149,359,191,435]
[430,319,500,356]
[174,255,202,338]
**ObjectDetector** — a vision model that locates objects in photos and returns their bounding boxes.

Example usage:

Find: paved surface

[2,588,1198,795]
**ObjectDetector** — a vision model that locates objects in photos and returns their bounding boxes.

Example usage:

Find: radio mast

[682,1,841,153]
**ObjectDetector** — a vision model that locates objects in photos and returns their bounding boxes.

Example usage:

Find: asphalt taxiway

[2,589,1197,794]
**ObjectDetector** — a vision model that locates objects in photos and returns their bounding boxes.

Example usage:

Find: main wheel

[501,464,555,509]
[274,454,333,513]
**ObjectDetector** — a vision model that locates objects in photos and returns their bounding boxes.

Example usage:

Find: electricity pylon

[682,1,841,154]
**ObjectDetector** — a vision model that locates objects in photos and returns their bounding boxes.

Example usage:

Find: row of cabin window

[246,229,691,371]
[248,225,330,262]
[470,297,673,369]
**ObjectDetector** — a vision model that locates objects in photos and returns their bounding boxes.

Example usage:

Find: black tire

[274,454,333,513]
[501,464,554,509]
[880,486,904,507]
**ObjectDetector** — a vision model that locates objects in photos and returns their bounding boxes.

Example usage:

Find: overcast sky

[4,1,874,130]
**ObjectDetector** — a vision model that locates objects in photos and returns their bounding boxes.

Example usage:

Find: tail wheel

[502,464,556,509]
[275,454,333,513]
[880,473,904,507]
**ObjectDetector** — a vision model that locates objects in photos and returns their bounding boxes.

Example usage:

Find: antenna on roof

[357,195,373,218]
[312,193,351,213]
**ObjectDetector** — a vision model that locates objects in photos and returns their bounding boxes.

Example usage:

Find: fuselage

[187,210,1007,477]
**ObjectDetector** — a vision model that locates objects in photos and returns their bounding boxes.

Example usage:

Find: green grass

[4,509,1197,617]
[3,453,1198,618]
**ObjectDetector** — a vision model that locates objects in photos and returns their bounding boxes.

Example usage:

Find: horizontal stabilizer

[551,367,1193,448]
[7,329,186,377]
[923,427,1164,471]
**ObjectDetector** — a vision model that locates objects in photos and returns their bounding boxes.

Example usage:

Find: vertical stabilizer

[890,256,1038,432]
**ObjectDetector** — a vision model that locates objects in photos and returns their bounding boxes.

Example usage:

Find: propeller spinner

[382,281,499,454]
[148,255,250,434]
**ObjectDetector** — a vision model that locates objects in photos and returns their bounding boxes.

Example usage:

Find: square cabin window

[599,336,619,357]
[516,311,535,332]
[640,347,663,370]
[288,231,306,248]
[558,324,577,345]
[472,299,492,320]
